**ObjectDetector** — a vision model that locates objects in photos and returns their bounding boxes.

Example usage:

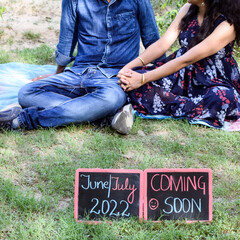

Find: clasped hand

[117,68,143,92]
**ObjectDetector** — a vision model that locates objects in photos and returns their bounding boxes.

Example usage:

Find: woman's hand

[31,73,55,81]
[117,69,143,92]
[118,67,132,78]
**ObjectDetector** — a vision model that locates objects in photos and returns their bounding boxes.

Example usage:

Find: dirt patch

[0,1,147,53]
[0,166,19,183]
[0,0,61,51]
[57,197,72,210]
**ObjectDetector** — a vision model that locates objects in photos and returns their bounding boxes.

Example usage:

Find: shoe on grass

[111,104,134,135]
[0,103,22,130]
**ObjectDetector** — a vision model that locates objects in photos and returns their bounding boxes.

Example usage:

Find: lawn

[0,113,239,239]
[0,0,240,239]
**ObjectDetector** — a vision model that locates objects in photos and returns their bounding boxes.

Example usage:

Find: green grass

[0,44,55,65]
[0,6,6,19]
[16,44,55,65]
[0,48,12,63]
[0,120,240,239]
[22,31,41,42]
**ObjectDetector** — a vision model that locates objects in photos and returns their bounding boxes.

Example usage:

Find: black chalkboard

[144,169,212,222]
[74,169,143,222]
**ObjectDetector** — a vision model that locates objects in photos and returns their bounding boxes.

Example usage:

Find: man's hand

[31,64,66,81]
[56,65,66,74]
[31,73,55,82]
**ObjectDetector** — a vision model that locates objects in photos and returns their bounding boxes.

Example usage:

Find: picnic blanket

[135,112,240,132]
[0,62,240,131]
[0,62,56,110]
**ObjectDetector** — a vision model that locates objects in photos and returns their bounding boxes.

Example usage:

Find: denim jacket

[55,0,160,78]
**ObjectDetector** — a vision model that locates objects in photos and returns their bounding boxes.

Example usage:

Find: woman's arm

[120,20,236,91]
[145,21,236,81]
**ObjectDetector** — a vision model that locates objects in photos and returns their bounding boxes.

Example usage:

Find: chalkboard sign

[74,169,143,222]
[144,169,212,222]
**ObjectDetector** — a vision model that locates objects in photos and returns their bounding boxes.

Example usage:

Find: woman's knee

[206,87,238,110]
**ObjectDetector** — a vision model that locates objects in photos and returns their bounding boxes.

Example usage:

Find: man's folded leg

[0,70,126,130]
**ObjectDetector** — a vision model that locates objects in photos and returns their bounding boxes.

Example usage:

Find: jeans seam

[39,84,83,90]
[81,68,97,88]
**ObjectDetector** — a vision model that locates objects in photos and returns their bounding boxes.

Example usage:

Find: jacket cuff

[55,50,75,66]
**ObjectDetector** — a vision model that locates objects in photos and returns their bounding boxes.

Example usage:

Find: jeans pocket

[115,11,136,35]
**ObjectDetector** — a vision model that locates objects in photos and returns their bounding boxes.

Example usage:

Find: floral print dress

[128,15,240,128]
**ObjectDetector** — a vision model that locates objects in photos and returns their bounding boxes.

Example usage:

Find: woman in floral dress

[117,0,240,129]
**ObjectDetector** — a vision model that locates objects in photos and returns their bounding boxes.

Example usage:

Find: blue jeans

[18,68,126,130]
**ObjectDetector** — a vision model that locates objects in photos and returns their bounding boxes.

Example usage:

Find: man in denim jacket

[0,0,160,131]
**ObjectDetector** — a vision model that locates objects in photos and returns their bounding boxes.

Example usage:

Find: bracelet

[138,56,145,66]
[142,73,145,85]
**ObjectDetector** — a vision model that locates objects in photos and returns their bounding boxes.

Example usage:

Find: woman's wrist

[144,72,151,84]
[141,73,145,85]
[144,70,160,84]
[138,56,145,66]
